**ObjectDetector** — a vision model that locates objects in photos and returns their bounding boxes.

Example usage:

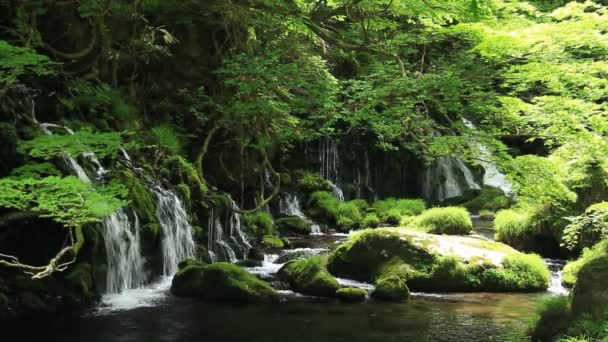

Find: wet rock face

[171,262,279,303]
[571,256,608,319]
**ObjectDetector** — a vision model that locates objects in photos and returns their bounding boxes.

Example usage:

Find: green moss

[571,255,608,319]
[66,263,94,299]
[244,212,274,236]
[163,156,208,207]
[275,217,312,235]
[372,274,410,302]
[297,172,332,193]
[411,207,472,235]
[171,262,279,302]
[328,228,550,292]
[563,240,608,287]
[261,235,284,249]
[462,186,513,213]
[117,170,157,225]
[336,287,367,303]
[372,198,426,224]
[494,209,536,249]
[349,199,370,211]
[362,213,380,228]
[278,256,340,297]
[307,191,364,231]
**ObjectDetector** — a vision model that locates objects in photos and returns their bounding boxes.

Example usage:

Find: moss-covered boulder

[372,275,409,302]
[244,212,274,237]
[171,261,279,303]
[296,171,333,193]
[261,235,284,249]
[336,287,367,303]
[275,217,312,235]
[278,256,340,297]
[571,256,608,319]
[328,228,549,292]
[409,207,472,235]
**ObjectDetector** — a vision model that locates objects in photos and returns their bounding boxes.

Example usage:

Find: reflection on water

[11,290,548,342]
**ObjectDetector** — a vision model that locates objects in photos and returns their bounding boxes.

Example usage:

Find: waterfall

[319,138,344,201]
[153,186,197,276]
[279,193,323,235]
[545,259,569,296]
[207,195,252,262]
[32,108,146,294]
[423,156,481,202]
[102,210,147,293]
[279,193,305,217]
[462,119,513,196]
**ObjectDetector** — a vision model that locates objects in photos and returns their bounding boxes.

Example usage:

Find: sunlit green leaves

[19,128,124,160]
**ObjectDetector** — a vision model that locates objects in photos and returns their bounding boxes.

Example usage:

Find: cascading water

[462,119,513,196]
[102,211,146,293]
[279,193,305,217]
[153,186,197,276]
[32,104,146,294]
[319,138,345,201]
[423,156,481,202]
[207,196,252,262]
[545,259,569,296]
[279,193,323,235]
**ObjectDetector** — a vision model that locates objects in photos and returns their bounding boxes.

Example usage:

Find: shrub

[563,240,608,287]
[297,172,332,193]
[562,202,608,252]
[498,253,550,290]
[337,202,363,229]
[373,198,426,224]
[244,212,274,236]
[413,207,472,235]
[362,213,380,228]
[151,125,181,153]
[462,186,513,213]
[308,191,364,231]
[494,209,535,248]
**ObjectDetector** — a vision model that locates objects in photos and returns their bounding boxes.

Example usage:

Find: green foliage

[562,203,608,252]
[362,213,380,228]
[9,163,61,179]
[244,211,274,236]
[562,240,608,287]
[261,235,284,249]
[150,125,181,154]
[372,198,426,224]
[0,176,127,227]
[494,209,536,248]
[462,186,512,213]
[411,207,472,235]
[297,172,332,193]
[0,40,55,90]
[19,129,124,160]
[307,191,365,231]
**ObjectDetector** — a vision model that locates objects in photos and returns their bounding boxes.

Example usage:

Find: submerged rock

[278,256,340,297]
[336,287,367,303]
[171,261,279,303]
[328,228,549,292]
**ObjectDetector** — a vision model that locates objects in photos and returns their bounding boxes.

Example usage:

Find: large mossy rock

[328,228,550,292]
[171,261,279,303]
[277,256,340,297]
[571,256,608,319]
[275,217,312,235]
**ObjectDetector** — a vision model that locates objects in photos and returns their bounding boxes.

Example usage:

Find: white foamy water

[545,259,568,296]
[336,278,375,291]
[246,254,283,277]
[96,277,173,315]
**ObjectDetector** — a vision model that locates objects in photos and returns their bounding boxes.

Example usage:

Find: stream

[8,219,568,342]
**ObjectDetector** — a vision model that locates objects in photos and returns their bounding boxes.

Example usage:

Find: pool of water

[10,289,549,342]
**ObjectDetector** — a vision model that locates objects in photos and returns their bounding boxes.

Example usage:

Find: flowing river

[8,222,567,342]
